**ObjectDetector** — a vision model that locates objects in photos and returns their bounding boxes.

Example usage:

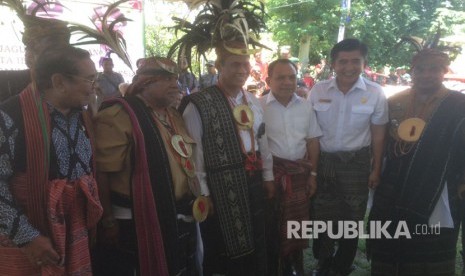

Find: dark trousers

[92,219,139,276]
[92,218,198,276]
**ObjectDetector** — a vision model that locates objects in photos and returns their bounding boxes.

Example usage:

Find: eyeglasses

[63,74,97,86]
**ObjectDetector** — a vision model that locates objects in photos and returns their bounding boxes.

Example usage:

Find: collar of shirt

[265,91,302,107]
[46,101,81,118]
[228,90,245,104]
[328,76,368,94]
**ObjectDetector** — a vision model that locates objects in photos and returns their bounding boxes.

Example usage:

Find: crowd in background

[101,48,419,105]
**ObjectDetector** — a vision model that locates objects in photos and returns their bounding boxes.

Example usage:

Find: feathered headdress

[167,0,269,70]
[0,0,132,70]
[69,0,132,70]
[0,0,69,46]
[396,25,462,65]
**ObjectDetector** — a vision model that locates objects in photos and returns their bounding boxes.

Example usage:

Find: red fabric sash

[0,86,102,275]
[273,156,311,197]
[20,85,51,235]
[105,98,169,275]
[44,176,102,275]
[272,156,312,256]
[2,175,102,276]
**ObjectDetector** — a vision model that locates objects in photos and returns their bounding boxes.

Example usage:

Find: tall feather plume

[396,35,423,52]
[68,0,133,70]
[0,0,65,25]
[396,25,461,56]
[0,0,26,17]
[0,0,133,70]
[167,0,269,71]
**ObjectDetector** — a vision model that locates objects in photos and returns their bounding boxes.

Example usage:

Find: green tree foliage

[145,24,178,58]
[266,0,465,68]
[267,0,340,65]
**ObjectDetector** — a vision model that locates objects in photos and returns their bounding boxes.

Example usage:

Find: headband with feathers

[167,0,269,70]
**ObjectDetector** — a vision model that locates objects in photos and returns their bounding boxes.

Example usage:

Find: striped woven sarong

[0,160,102,276]
[311,147,371,221]
[371,259,456,276]
[370,227,458,275]
[311,147,371,270]
[273,156,311,257]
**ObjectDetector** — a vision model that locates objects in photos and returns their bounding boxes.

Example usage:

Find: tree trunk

[298,34,311,71]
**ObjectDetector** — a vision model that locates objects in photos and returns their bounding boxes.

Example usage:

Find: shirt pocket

[313,103,332,129]
[350,105,374,129]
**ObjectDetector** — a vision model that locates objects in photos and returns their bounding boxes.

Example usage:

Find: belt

[321,146,370,163]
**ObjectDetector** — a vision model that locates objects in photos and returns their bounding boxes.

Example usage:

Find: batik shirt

[0,103,92,246]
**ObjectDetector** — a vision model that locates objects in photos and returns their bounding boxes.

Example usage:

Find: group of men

[0,13,464,276]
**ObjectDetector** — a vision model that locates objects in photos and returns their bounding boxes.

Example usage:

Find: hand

[306,175,317,199]
[263,180,276,199]
[368,170,381,189]
[22,235,60,267]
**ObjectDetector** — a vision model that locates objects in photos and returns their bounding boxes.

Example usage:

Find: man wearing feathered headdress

[368,47,465,275]
[0,1,132,275]
[173,0,274,274]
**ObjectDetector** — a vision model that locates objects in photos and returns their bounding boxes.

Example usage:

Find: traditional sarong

[311,147,371,273]
[0,86,102,275]
[2,175,102,276]
[201,170,267,275]
[273,156,311,257]
[312,147,371,221]
[371,257,456,276]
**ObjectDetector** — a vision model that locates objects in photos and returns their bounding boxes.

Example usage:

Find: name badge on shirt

[319,98,332,103]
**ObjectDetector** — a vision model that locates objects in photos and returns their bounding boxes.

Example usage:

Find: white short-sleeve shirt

[260,92,322,161]
[309,77,388,152]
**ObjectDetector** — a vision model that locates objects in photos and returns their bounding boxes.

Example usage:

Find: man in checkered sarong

[309,38,388,275]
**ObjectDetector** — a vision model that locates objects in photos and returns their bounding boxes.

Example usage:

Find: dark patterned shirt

[0,103,92,245]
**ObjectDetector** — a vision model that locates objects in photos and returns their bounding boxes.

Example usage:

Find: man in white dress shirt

[181,41,274,275]
[260,59,322,276]
[308,38,388,275]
